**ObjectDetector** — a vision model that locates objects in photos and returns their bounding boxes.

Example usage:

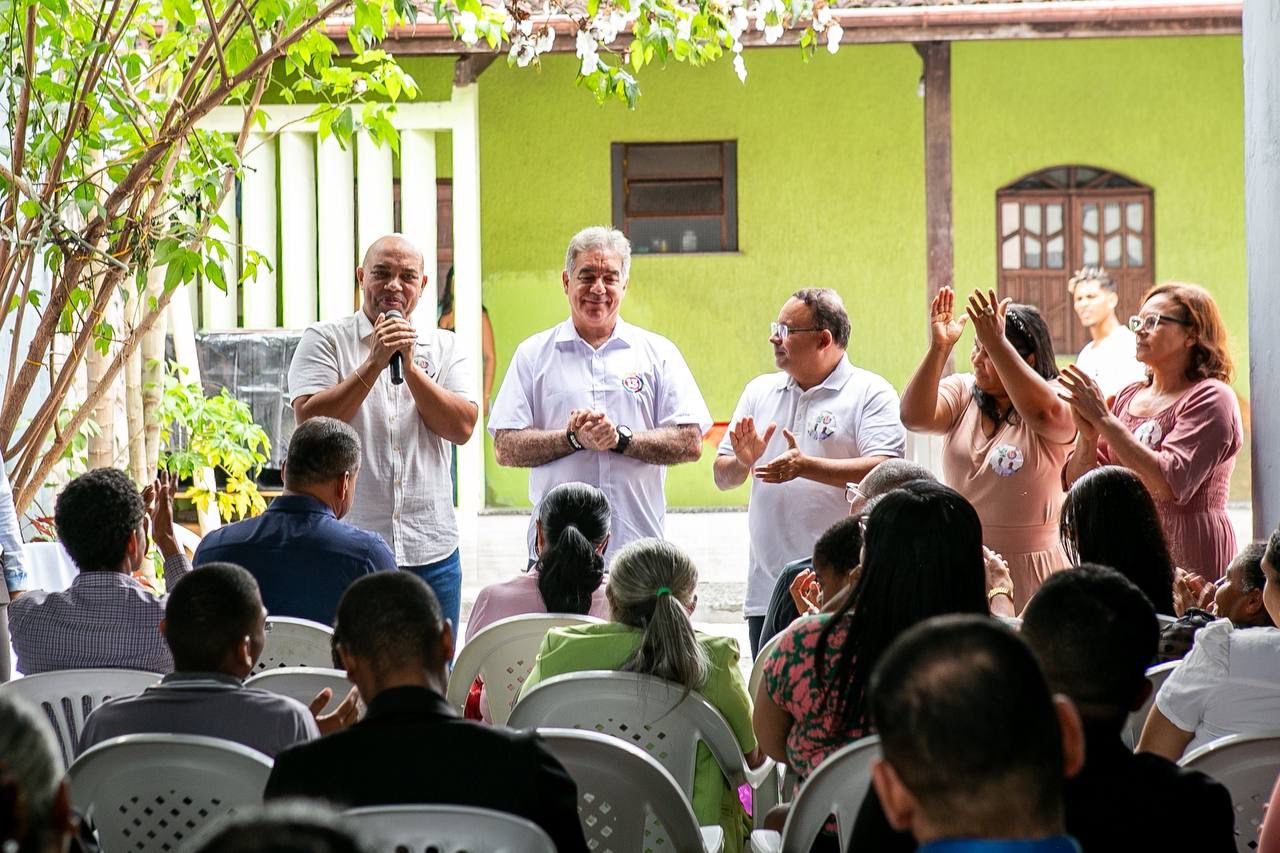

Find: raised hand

[966,288,1011,350]
[729,416,776,468]
[753,429,804,484]
[311,686,361,735]
[1058,364,1110,434]
[929,286,969,351]
[788,568,822,615]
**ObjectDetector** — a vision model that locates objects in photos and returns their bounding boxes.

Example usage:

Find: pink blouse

[465,571,610,642]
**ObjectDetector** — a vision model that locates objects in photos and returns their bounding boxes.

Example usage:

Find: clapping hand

[1173,568,1216,617]
[754,429,805,484]
[145,470,179,557]
[311,686,361,735]
[789,569,822,615]
[573,409,619,452]
[729,416,776,468]
[1058,364,1109,439]
[929,286,969,351]
[965,288,1011,350]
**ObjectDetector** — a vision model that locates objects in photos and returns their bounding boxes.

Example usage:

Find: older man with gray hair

[489,226,710,562]
[715,288,905,656]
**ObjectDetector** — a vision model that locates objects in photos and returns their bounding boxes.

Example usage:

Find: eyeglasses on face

[1128,313,1191,334]
[770,322,823,341]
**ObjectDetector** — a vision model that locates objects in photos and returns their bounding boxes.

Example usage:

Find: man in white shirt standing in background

[713,288,905,657]
[1070,266,1146,399]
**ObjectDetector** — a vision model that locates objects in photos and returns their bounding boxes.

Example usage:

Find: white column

[279,131,318,328]
[400,129,438,329]
[356,132,395,263]
[1245,0,1280,538]
[317,135,356,322]
[241,133,278,328]
[202,182,239,329]
[451,84,485,517]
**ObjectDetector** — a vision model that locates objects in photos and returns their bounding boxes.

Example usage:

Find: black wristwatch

[567,428,584,451]
[611,425,633,454]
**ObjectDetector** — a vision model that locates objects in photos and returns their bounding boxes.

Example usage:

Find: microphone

[385,309,405,385]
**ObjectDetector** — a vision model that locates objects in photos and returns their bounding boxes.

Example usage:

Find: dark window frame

[611,141,739,254]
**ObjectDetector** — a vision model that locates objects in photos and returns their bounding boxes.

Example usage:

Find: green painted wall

[472,36,1247,508]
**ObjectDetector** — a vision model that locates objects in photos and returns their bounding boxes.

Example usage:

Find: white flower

[352,78,368,95]
[458,10,479,45]
[815,5,831,28]
[826,21,843,53]
[536,27,556,53]
[518,18,533,35]
[728,7,749,39]
[733,53,747,82]
[502,15,515,34]
[511,37,536,66]
[764,21,783,43]
[675,13,692,42]
[576,29,600,74]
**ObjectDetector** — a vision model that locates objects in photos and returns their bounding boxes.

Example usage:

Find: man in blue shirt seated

[195,416,395,625]
[869,615,1085,853]
[79,563,357,758]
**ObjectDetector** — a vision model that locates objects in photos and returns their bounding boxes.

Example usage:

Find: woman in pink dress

[901,287,1077,611]
[1062,282,1242,581]
[464,482,611,720]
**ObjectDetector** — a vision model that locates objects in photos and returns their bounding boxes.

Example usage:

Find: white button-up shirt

[488,318,711,560]
[718,357,905,615]
[288,311,476,566]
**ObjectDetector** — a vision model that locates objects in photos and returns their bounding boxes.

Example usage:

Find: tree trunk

[123,280,148,485]
[141,267,167,475]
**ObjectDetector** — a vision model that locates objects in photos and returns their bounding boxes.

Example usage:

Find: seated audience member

[753,481,989,788]
[520,538,762,853]
[758,460,936,648]
[186,802,369,853]
[1060,465,1177,615]
[194,417,395,626]
[465,481,611,720]
[0,695,79,853]
[1022,565,1236,852]
[868,615,1084,853]
[8,469,188,674]
[79,563,353,758]
[1138,523,1280,761]
[1160,542,1274,662]
[265,572,588,853]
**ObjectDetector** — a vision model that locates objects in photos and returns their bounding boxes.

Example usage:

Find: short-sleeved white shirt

[717,357,906,616]
[288,311,477,566]
[1076,325,1146,399]
[487,318,711,561]
[1155,619,1280,756]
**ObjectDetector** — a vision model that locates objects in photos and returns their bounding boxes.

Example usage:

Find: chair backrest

[68,733,273,851]
[446,613,604,724]
[1120,660,1179,750]
[776,736,881,853]
[749,630,785,702]
[536,727,712,853]
[345,804,556,853]
[0,668,160,768]
[1179,731,1280,853]
[255,616,335,672]
[244,666,352,714]
[508,670,751,797]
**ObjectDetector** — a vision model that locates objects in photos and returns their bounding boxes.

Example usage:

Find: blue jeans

[404,548,462,656]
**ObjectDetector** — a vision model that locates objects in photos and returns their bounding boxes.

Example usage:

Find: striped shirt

[7,553,191,675]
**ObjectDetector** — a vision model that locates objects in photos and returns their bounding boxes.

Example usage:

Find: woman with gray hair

[0,695,76,852]
[519,538,763,853]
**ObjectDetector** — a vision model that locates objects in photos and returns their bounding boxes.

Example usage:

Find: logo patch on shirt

[987,443,1025,478]
[621,372,645,394]
[1134,420,1163,449]
[808,410,837,441]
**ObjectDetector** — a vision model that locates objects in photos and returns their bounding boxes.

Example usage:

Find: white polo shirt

[1076,325,1146,399]
[717,357,905,616]
[288,310,477,566]
[488,317,711,561]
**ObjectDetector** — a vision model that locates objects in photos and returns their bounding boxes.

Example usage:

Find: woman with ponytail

[465,482,611,721]
[520,538,763,853]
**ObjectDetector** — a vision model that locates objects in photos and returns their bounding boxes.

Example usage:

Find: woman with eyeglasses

[1061,282,1242,581]
[900,286,1076,611]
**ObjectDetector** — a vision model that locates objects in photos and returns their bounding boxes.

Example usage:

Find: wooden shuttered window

[996,166,1154,355]
[611,141,739,254]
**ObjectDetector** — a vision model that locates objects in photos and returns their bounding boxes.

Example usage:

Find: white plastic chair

[244,666,353,714]
[748,630,785,703]
[345,804,556,853]
[537,727,724,853]
[445,613,603,724]
[1179,731,1280,853]
[750,735,882,853]
[0,668,160,768]
[507,670,778,829]
[255,616,335,672]
[1121,660,1179,750]
[68,733,273,851]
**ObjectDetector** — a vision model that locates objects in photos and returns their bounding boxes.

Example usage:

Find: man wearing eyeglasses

[489,226,711,563]
[713,288,905,657]
[1069,267,1146,399]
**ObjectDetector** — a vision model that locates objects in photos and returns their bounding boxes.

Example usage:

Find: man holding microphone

[288,234,478,633]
